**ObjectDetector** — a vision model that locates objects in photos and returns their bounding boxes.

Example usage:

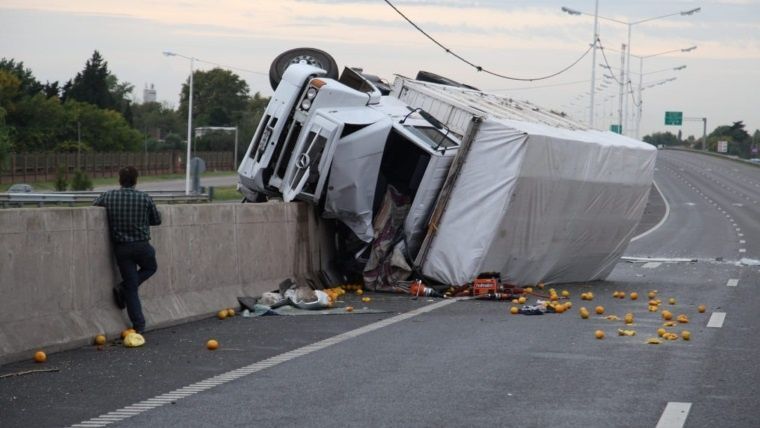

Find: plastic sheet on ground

[244,304,388,317]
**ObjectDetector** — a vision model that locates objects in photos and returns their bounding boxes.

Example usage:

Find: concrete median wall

[0,202,319,364]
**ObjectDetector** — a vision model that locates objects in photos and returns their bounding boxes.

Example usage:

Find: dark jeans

[114,241,157,331]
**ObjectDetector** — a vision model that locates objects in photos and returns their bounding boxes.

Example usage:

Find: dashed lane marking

[727,279,739,287]
[67,298,457,427]
[707,312,726,328]
[642,262,662,269]
[656,402,691,428]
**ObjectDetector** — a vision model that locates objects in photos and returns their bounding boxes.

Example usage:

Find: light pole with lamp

[633,45,697,139]
[163,51,195,195]
[561,5,700,135]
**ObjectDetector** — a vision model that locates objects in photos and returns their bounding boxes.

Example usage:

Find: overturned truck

[238,48,656,288]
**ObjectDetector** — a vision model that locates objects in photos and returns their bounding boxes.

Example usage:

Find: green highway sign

[665,111,683,126]
[610,124,622,134]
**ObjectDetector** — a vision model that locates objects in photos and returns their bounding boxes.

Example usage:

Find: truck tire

[269,48,339,90]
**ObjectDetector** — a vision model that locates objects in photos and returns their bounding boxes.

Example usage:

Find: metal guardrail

[0,189,213,208]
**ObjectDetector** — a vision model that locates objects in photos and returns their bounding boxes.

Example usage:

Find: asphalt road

[2,149,759,427]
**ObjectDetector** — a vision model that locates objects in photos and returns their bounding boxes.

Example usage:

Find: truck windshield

[404,126,458,150]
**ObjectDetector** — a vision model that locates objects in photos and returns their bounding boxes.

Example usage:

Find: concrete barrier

[0,202,319,364]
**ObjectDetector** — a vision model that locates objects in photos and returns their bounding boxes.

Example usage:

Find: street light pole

[163,51,195,195]
[589,0,599,128]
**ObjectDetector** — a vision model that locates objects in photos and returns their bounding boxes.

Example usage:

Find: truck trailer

[237,49,656,288]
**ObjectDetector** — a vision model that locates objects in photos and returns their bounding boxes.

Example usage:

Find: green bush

[71,168,93,190]
[55,166,68,191]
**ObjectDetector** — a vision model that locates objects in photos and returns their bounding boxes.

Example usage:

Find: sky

[1,0,759,140]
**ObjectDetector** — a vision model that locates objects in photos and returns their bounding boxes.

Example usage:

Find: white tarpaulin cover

[419,117,656,285]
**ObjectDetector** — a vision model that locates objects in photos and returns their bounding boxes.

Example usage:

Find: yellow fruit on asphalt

[346,306,354,312]
[668,298,676,305]
[657,328,667,337]
[618,292,626,299]
[94,335,106,346]
[580,307,590,319]
[664,333,679,341]
[525,287,533,293]
[648,291,657,299]
[604,315,620,321]
[356,289,364,296]
[663,321,676,327]
[648,305,658,312]
[510,306,519,315]
[630,292,638,300]
[550,294,559,302]
[677,314,689,324]
[697,305,706,313]
[580,293,587,300]
[217,310,228,320]
[537,282,545,289]
[554,304,566,314]
[595,306,605,315]
[613,291,620,298]
[624,313,634,324]
[561,290,570,297]
[206,339,219,350]
[518,296,526,304]
[121,328,136,339]
[565,301,572,309]
[617,329,636,336]
[681,330,691,340]
[595,330,605,339]
[512,299,519,304]
[662,310,673,321]
[587,292,594,300]
[123,333,145,348]
[648,300,659,306]
[646,338,662,345]
[362,297,371,303]
[34,351,47,363]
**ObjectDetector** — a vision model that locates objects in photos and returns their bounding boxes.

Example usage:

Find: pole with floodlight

[163,51,195,195]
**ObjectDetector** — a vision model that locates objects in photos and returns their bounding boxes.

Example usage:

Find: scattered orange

[525,287,533,293]
[565,301,573,309]
[661,310,673,321]
[512,299,519,304]
[510,306,519,315]
[206,339,219,350]
[618,292,626,299]
[356,289,364,296]
[697,305,706,313]
[681,330,691,340]
[668,298,676,305]
[362,297,371,303]
[554,304,566,314]
[630,292,638,300]
[217,310,228,320]
[579,307,590,319]
[613,291,620,298]
[34,351,47,363]
[648,291,657,299]
[226,308,235,317]
[346,306,354,312]
[676,314,689,324]
[595,330,605,339]
[657,328,667,337]
[94,335,106,346]
[121,328,136,339]
[624,313,634,325]
[595,306,605,315]
[561,290,570,297]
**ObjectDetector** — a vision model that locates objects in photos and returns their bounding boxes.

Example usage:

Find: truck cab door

[282,114,341,203]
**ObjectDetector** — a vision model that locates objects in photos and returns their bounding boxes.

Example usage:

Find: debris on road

[206,339,219,351]
[33,351,47,363]
[123,333,145,348]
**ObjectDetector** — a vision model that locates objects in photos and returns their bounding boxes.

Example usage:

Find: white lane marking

[739,249,746,253]
[656,402,692,428]
[726,279,739,287]
[631,180,670,242]
[68,298,457,427]
[642,262,662,269]
[707,312,726,328]
[739,233,744,237]
[740,240,746,244]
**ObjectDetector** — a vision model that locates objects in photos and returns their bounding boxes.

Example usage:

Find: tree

[709,121,751,157]
[0,58,44,98]
[62,51,115,110]
[179,68,249,127]
[132,101,182,145]
[64,101,142,152]
[643,132,680,147]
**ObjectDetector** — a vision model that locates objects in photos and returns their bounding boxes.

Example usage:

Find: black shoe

[112,286,126,309]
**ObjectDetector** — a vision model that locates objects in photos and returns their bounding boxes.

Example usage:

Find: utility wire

[383,0,593,82]
[489,79,590,92]
[194,58,268,76]
[596,38,623,86]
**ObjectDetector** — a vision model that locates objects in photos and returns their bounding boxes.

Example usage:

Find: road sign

[717,140,728,153]
[752,146,758,154]
[610,124,622,134]
[664,111,683,126]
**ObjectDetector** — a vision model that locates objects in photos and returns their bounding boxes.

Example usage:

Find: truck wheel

[269,47,339,90]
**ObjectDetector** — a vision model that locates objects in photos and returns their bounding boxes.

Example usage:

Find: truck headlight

[301,99,312,110]
[306,87,318,99]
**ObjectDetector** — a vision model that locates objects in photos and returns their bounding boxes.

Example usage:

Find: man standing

[94,166,161,334]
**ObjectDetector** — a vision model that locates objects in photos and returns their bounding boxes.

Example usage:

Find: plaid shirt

[94,187,161,243]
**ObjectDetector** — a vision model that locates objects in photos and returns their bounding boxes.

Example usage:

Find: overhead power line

[383,0,593,82]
